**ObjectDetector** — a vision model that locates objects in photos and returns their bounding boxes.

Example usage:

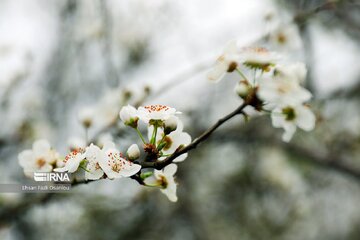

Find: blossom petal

[296,106,316,131]
[282,123,297,142]
[207,62,227,82]
[164,164,177,177]
[102,141,116,151]
[118,162,141,177]
[173,153,188,163]
[18,150,34,168]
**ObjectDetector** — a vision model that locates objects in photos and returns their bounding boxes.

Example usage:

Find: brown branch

[140,102,249,169]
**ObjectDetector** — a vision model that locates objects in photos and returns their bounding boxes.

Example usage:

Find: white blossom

[160,124,191,162]
[78,107,96,128]
[127,143,140,160]
[98,141,141,179]
[257,76,312,106]
[239,47,280,71]
[271,104,316,142]
[148,118,191,162]
[207,40,240,82]
[274,62,307,84]
[138,104,180,124]
[145,164,178,202]
[84,144,104,180]
[269,24,302,51]
[18,139,58,177]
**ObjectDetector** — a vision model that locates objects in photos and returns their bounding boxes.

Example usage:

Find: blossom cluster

[18,104,191,202]
[208,40,315,142]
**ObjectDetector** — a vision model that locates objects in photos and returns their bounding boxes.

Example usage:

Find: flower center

[277,33,287,44]
[144,105,170,113]
[107,151,130,173]
[162,136,173,151]
[244,47,269,54]
[36,158,46,168]
[159,175,168,189]
[282,107,296,121]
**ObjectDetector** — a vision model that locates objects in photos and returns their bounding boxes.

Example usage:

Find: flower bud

[235,80,251,98]
[127,144,140,161]
[119,105,139,128]
[163,116,178,134]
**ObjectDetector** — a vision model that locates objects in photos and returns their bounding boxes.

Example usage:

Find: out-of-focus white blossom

[95,89,124,127]
[145,164,178,202]
[18,139,58,177]
[271,104,316,142]
[138,104,180,124]
[127,144,140,161]
[67,136,86,151]
[274,62,307,84]
[269,24,302,51]
[96,133,114,149]
[257,76,311,106]
[78,107,96,128]
[239,47,280,71]
[207,40,240,82]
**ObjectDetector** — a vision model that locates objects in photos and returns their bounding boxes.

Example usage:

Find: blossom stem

[84,127,89,145]
[236,68,249,81]
[136,128,146,144]
[151,125,158,145]
[157,134,167,150]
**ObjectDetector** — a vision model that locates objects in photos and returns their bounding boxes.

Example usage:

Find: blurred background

[0,0,360,239]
